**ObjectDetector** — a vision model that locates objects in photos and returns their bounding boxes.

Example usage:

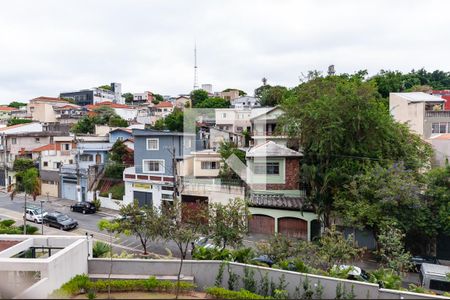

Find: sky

[1,0,450,103]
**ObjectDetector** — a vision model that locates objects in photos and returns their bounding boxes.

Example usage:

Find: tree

[260,85,289,107]
[7,118,32,126]
[118,201,162,255]
[217,141,246,180]
[254,84,272,98]
[98,84,112,91]
[194,97,230,108]
[222,88,247,96]
[122,93,134,103]
[160,200,209,298]
[377,221,412,274]
[108,115,128,127]
[92,106,116,125]
[190,89,209,107]
[110,140,133,165]
[13,158,35,173]
[70,116,95,134]
[8,101,27,109]
[97,219,122,299]
[21,168,40,201]
[209,198,249,250]
[163,108,184,132]
[280,74,432,228]
[153,94,164,103]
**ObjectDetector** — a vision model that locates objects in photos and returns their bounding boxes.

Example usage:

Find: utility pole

[75,134,81,202]
[2,132,7,191]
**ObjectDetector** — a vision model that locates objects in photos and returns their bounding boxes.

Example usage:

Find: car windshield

[57,215,69,222]
[34,208,45,214]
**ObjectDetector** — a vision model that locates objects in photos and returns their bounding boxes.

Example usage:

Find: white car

[24,207,48,223]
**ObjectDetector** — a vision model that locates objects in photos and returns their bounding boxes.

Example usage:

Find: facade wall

[113,108,137,121]
[109,130,133,143]
[41,182,59,197]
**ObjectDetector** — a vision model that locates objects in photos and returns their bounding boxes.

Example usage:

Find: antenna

[193,42,199,90]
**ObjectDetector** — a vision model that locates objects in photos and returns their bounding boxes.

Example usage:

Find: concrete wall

[88,259,446,299]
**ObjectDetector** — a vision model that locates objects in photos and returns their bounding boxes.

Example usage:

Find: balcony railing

[425,110,450,118]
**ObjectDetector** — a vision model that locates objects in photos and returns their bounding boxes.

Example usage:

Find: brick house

[245,141,318,241]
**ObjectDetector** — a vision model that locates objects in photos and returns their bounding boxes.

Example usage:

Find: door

[248,214,275,235]
[95,154,101,164]
[62,179,77,201]
[133,191,153,207]
[278,217,307,239]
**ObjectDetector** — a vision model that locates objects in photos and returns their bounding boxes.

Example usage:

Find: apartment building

[231,96,261,109]
[60,82,124,106]
[27,97,70,123]
[250,106,288,146]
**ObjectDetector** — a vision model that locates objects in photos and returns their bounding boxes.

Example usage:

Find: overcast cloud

[1,0,449,103]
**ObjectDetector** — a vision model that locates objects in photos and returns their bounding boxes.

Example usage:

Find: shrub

[232,247,255,264]
[92,198,101,211]
[369,268,402,290]
[110,183,125,200]
[0,219,16,227]
[205,287,266,299]
[17,225,39,235]
[92,241,109,258]
[104,163,125,180]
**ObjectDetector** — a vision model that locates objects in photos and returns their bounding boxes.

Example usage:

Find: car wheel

[82,210,86,214]
[34,219,38,223]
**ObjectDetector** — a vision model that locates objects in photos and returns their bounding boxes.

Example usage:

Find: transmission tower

[193,43,199,90]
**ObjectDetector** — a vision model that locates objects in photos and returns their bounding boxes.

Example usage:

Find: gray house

[122,129,195,207]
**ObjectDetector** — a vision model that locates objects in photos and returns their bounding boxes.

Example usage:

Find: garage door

[134,191,153,207]
[278,217,307,239]
[62,180,77,201]
[248,215,275,235]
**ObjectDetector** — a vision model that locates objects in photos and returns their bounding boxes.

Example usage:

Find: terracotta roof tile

[32,143,61,152]
[0,106,18,111]
[154,101,173,108]
[31,96,69,103]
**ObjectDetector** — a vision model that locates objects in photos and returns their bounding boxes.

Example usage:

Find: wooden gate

[248,214,275,235]
[278,217,307,239]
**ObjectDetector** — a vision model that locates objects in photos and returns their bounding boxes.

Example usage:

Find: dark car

[43,212,78,230]
[70,201,96,214]
[411,256,440,272]
[251,255,274,267]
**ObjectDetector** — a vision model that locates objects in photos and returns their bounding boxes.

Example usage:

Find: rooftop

[132,128,195,137]
[0,122,38,132]
[31,96,69,103]
[0,106,18,112]
[32,143,61,152]
[391,92,444,103]
[85,101,131,110]
[248,193,310,210]
[247,141,302,158]
[154,101,174,108]
[429,133,450,140]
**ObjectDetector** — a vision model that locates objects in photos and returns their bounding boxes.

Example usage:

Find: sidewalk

[7,192,119,218]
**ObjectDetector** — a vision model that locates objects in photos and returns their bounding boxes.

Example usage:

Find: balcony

[425,110,450,118]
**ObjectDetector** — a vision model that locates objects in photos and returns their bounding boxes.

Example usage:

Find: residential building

[215,108,252,134]
[60,82,124,106]
[27,97,70,123]
[123,129,195,208]
[59,135,111,201]
[432,90,450,110]
[389,92,449,138]
[0,106,19,123]
[109,128,133,143]
[245,141,318,241]
[174,96,191,109]
[132,91,153,104]
[85,101,137,121]
[53,104,87,124]
[427,134,450,167]
[250,107,288,146]
[201,84,213,93]
[231,96,261,108]
[209,127,244,149]
[31,137,76,197]
[152,101,174,118]
[218,89,240,101]
[179,149,222,178]
[9,106,29,119]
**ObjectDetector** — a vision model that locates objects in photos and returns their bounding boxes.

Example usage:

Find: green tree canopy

[190,89,209,107]
[153,94,164,103]
[108,115,128,127]
[8,101,27,109]
[98,85,112,91]
[260,85,289,107]
[152,108,184,132]
[217,141,246,180]
[194,97,230,108]
[122,93,134,103]
[70,116,96,134]
[280,74,432,227]
[7,118,33,126]
[254,84,272,98]
[222,88,247,96]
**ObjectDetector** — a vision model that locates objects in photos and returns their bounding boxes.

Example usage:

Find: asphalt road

[0,192,182,258]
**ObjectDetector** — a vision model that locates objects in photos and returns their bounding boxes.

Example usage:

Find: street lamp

[40,200,44,235]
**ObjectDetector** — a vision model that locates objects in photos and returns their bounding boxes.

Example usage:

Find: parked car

[411,256,440,272]
[43,212,78,230]
[191,236,217,254]
[70,201,96,214]
[24,206,47,223]
[421,263,450,294]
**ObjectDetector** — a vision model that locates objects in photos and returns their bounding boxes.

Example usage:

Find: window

[80,154,93,161]
[146,138,159,150]
[43,161,48,167]
[432,122,450,134]
[161,193,173,200]
[35,138,40,143]
[184,138,192,148]
[117,136,124,141]
[143,159,164,173]
[254,162,280,175]
[63,143,70,151]
[222,113,227,118]
[11,138,17,144]
[53,162,61,169]
[201,161,219,169]
[69,159,73,164]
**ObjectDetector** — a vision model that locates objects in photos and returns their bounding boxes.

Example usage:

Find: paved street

[0,192,181,258]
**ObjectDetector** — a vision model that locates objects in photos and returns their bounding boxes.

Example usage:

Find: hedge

[51,274,196,297]
[205,287,267,299]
